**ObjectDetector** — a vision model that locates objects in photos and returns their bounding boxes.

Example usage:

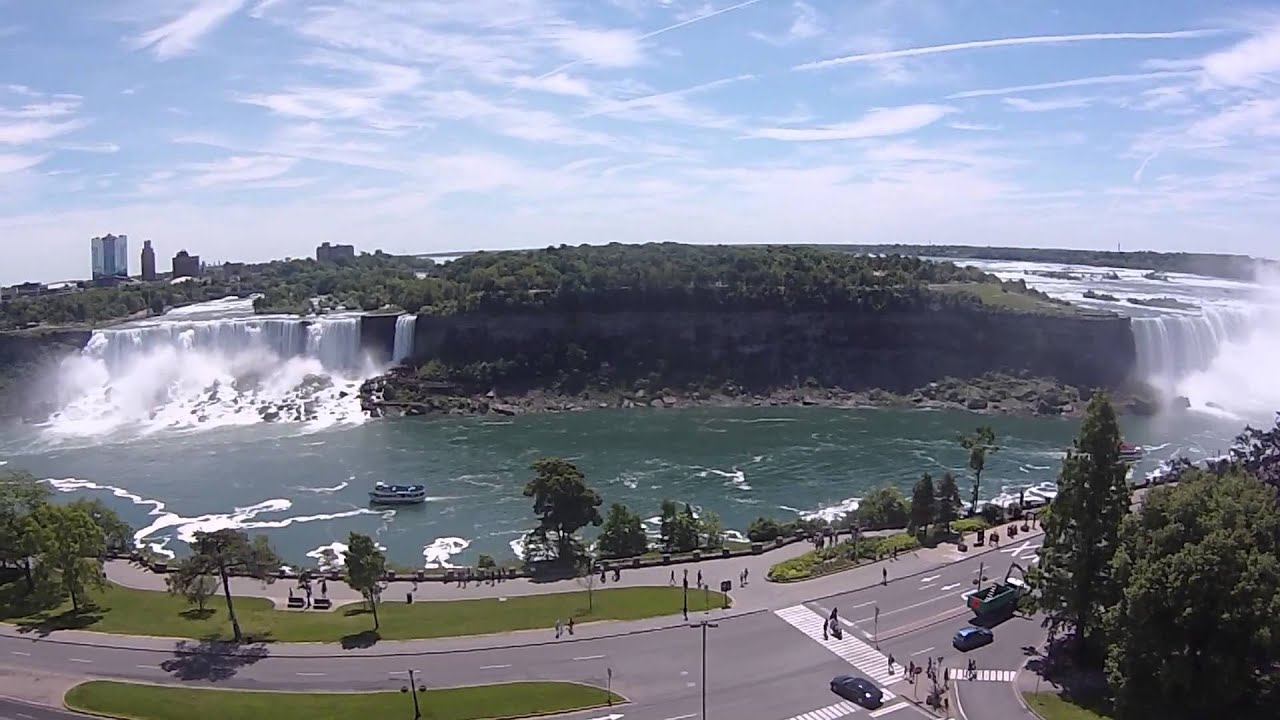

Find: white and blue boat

[368,482,428,505]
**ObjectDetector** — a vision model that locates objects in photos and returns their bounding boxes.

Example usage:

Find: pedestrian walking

[822,618,828,640]
[683,568,688,582]
[555,618,563,639]
[613,567,621,582]
[744,567,749,584]
[888,654,896,674]
[882,567,888,585]
[909,661,916,682]
[670,570,676,586]
[567,617,574,635]
[696,569,702,588]
[320,579,327,597]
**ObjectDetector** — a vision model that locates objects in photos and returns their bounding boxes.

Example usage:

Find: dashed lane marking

[946,668,1017,683]
[662,714,697,720]
[909,646,935,657]
[869,702,912,717]
[295,672,326,677]
[134,664,159,670]
[68,658,92,664]
[781,700,859,720]
[941,583,961,591]
[775,605,902,692]
[480,664,512,670]
[9,651,30,656]
[573,654,606,661]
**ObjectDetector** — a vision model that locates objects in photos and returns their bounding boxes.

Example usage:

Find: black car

[830,675,884,708]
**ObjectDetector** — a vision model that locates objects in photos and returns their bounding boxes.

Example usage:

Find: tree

[1035,393,1130,663]
[1229,412,1280,488]
[344,532,386,631]
[747,517,784,542]
[166,558,217,613]
[67,499,132,553]
[934,472,963,531]
[0,470,50,592]
[33,504,105,611]
[670,504,701,553]
[597,503,648,559]
[856,486,909,530]
[658,499,678,550]
[187,529,281,643]
[909,473,937,536]
[523,458,603,562]
[959,426,999,514]
[699,510,724,550]
[1104,470,1280,718]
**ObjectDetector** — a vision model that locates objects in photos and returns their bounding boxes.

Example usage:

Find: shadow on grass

[1025,635,1114,717]
[160,635,272,682]
[180,608,216,621]
[343,606,370,618]
[340,629,381,649]
[14,605,105,637]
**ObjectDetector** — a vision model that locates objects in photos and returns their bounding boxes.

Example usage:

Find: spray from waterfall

[392,315,417,364]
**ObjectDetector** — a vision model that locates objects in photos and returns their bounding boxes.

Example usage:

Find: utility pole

[690,620,719,719]
[406,669,422,719]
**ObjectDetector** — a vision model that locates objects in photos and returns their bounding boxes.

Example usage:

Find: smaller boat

[368,482,428,505]
[1119,442,1145,463]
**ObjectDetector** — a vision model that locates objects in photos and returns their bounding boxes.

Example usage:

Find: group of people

[554,616,575,639]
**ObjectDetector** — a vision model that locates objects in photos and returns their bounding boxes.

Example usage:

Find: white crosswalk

[775,605,904,690]
[946,668,1018,683]
[868,701,913,717]
[782,700,859,720]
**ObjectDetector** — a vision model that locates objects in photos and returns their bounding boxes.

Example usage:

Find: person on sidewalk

[670,570,676,586]
[882,567,888,585]
[822,619,829,640]
[696,569,702,588]
[555,618,563,639]
[567,617,574,635]
[320,579,327,597]
[888,654,896,675]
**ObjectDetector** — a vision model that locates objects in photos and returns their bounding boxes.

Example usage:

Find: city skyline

[3,1,1280,285]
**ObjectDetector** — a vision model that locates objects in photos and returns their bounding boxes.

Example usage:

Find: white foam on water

[42,477,389,554]
[307,538,388,569]
[423,537,470,568]
[800,497,860,523]
[696,466,751,491]
[295,481,350,494]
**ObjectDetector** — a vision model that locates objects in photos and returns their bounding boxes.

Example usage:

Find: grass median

[1022,692,1113,720]
[2,580,728,643]
[65,680,625,720]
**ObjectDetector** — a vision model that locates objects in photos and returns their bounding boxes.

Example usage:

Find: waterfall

[44,309,374,440]
[1131,307,1253,381]
[392,315,417,364]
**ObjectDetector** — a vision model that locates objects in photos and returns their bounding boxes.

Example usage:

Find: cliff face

[412,308,1136,393]
[0,330,91,420]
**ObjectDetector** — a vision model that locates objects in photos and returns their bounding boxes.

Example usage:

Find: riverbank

[363,370,1160,420]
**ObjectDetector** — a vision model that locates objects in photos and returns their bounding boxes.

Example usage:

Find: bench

[286,597,305,609]
[312,597,333,610]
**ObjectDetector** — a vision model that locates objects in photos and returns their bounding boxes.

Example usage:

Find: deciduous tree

[670,504,701,553]
[187,529,281,643]
[934,472,962,531]
[699,510,724,550]
[0,470,49,592]
[34,504,105,611]
[960,426,999,514]
[523,458,603,562]
[1035,393,1129,663]
[597,503,648,559]
[344,532,386,631]
[856,487,908,530]
[1104,470,1280,718]
[658,499,678,551]
[68,499,132,553]
[165,558,217,613]
[909,473,936,536]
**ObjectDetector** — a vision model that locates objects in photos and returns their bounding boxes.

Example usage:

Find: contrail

[528,0,776,83]
[948,71,1196,99]
[795,30,1225,72]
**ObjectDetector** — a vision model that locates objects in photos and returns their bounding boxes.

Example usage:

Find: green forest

[1,244,1058,331]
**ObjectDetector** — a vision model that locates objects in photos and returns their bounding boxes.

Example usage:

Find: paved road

[1,527,1043,720]
[0,698,89,720]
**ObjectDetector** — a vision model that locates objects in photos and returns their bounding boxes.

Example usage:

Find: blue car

[953,626,994,651]
[830,675,884,708]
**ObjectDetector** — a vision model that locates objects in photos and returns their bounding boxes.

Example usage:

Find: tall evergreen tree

[1035,393,1130,663]
[909,473,937,536]
[934,472,963,531]
[960,426,999,514]
[1104,470,1280,719]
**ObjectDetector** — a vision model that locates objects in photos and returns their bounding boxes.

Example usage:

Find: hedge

[766,533,922,582]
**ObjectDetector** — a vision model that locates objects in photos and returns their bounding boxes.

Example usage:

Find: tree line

[1031,398,1280,718]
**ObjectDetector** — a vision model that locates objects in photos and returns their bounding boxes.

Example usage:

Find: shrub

[978,503,1004,526]
[477,554,496,569]
[951,517,992,535]
[747,517,785,542]
[874,533,921,556]
[766,532,918,582]
[857,487,910,530]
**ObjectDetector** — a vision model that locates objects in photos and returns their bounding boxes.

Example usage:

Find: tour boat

[368,482,428,505]
[1119,442,1145,463]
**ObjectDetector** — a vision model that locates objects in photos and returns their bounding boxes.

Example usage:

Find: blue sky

[2,0,1280,284]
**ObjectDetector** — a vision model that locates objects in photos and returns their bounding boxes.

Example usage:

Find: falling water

[392,314,417,364]
[1130,307,1254,380]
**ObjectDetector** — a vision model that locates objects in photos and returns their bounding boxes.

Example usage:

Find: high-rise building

[90,234,129,279]
[172,250,202,279]
[316,242,356,262]
[141,240,157,281]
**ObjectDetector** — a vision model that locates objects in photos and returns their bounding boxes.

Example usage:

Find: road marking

[573,654,606,661]
[295,672,326,677]
[839,617,854,627]
[921,575,940,583]
[68,658,92,664]
[780,700,859,720]
[775,605,902,692]
[849,600,877,610]
[585,714,624,720]
[869,702,911,717]
[10,651,30,656]
[134,664,159,670]
[663,714,697,720]
[999,540,1041,560]
[941,583,961,591]
[947,668,1018,683]
[852,592,956,624]
[910,646,935,657]
[17,712,35,719]
[920,584,936,590]
[480,664,512,670]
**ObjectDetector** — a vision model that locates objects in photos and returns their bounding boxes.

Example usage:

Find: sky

[2,0,1280,284]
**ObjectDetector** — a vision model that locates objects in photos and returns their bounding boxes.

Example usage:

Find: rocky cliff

[0,330,91,420]
[410,307,1136,394]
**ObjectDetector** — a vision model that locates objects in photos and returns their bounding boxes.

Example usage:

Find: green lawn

[1023,693,1113,720]
[1,580,727,643]
[932,282,1080,315]
[65,680,624,720]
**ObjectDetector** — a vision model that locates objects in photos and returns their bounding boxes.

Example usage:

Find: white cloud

[745,104,954,141]
[552,27,644,68]
[133,0,248,60]
[1187,99,1280,141]
[1199,22,1280,87]
[1003,96,1094,112]
[949,122,1001,131]
[751,1,822,47]
[795,30,1223,71]
[949,71,1193,99]
[59,142,121,154]
[0,153,46,174]
[0,119,87,145]
[510,73,595,97]
[183,155,298,186]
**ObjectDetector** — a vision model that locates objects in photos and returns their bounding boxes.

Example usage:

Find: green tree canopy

[857,487,909,530]
[344,532,387,631]
[0,470,50,592]
[909,473,937,535]
[165,558,218,613]
[669,504,701,553]
[523,458,603,562]
[960,426,999,514]
[67,498,132,553]
[1036,393,1130,662]
[597,503,648,559]
[33,503,106,611]
[1103,469,1280,718]
[187,529,282,642]
[934,472,962,530]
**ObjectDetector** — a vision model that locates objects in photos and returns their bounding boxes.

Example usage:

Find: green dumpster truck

[966,562,1029,616]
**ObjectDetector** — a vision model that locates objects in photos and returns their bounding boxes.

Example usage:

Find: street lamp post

[406,669,422,719]
[690,620,719,720]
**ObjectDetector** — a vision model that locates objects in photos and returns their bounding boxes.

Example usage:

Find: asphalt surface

[0,534,1047,720]
[0,698,89,720]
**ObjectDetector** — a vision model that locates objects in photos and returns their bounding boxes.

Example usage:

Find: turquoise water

[0,405,1246,568]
